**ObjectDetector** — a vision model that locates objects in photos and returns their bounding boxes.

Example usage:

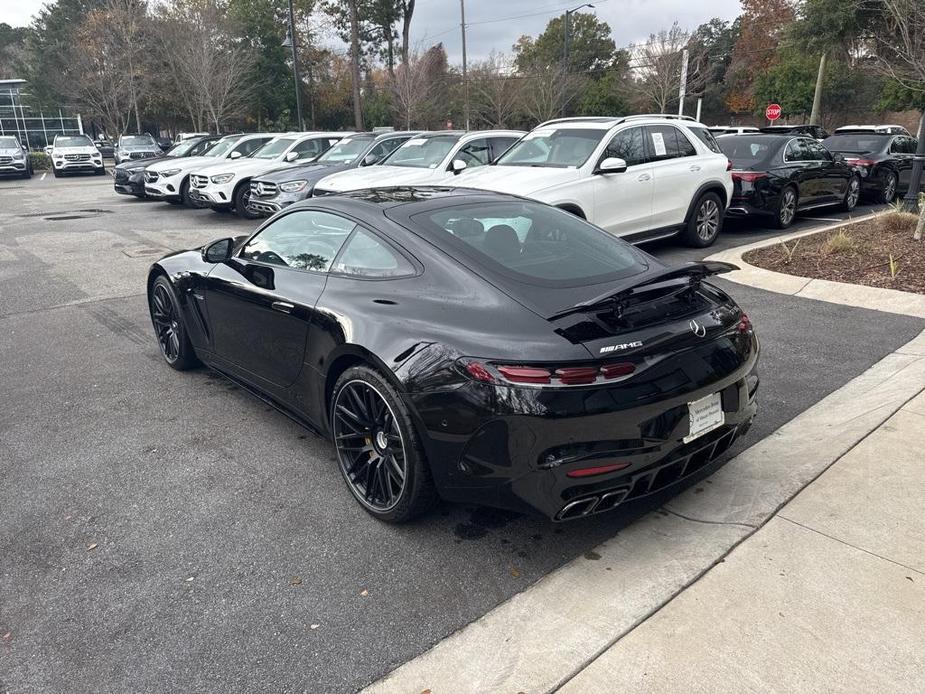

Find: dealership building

[0,78,85,150]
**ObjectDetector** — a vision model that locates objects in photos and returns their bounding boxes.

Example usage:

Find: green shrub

[30,152,51,170]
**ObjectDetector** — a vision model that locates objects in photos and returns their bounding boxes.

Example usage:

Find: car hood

[0,147,23,156]
[148,155,220,173]
[456,165,582,194]
[255,161,351,184]
[120,144,158,151]
[195,158,291,179]
[117,156,170,172]
[316,165,449,192]
[53,146,99,155]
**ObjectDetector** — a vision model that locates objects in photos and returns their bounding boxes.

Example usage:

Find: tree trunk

[348,0,364,130]
[401,0,415,66]
[915,204,924,242]
[386,34,395,79]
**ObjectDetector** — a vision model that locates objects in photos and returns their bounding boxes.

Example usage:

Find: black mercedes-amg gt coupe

[147,188,759,523]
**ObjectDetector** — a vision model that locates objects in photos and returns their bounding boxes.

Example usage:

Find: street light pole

[285,0,304,131]
[460,0,469,130]
[561,3,594,116]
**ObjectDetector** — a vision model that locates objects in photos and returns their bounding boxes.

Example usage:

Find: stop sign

[766,103,782,121]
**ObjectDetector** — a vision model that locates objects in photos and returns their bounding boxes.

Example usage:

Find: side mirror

[362,153,379,166]
[202,237,235,263]
[451,159,468,174]
[833,153,846,164]
[285,151,299,162]
[595,157,628,174]
[229,151,242,160]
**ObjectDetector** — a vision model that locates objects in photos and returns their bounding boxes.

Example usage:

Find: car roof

[290,186,524,213]
[536,114,698,130]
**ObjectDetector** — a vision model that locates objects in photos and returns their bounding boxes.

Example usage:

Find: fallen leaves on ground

[86,543,98,552]
[290,576,302,586]
[510,567,521,578]
[360,589,369,597]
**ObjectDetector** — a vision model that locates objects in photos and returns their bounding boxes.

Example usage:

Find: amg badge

[600,341,643,354]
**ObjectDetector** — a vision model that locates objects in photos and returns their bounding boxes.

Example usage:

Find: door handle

[689,165,701,172]
[637,173,651,182]
[271,301,294,314]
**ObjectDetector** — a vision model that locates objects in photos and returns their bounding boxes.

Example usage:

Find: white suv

[312,130,524,196]
[457,115,733,247]
[50,134,105,177]
[190,131,349,218]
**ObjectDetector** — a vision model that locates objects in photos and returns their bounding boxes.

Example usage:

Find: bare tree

[630,22,709,113]
[866,0,925,239]
[468,52,522,128]
[390,49,440,129]
[106,0,146,133]
[517,67,583,124]
[152,0,256,132]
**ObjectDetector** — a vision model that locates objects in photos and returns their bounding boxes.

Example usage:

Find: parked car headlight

[210,173,235,184]
[279,180,308,192]
[159,168,182,177]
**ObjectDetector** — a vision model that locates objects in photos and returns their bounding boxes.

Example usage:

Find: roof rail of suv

[537,114,697,128]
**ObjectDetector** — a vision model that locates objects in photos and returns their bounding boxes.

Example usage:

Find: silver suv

[114,134,161,164]
[0,135,32,179]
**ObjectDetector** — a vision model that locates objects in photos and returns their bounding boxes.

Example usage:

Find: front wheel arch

[555,203,586,219]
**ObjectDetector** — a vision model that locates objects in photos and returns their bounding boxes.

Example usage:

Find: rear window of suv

[411,200,648,287]
[688,126,722,154]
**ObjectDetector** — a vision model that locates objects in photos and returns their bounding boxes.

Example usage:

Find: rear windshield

[411,201,648,288]
[688,126,722,154]
[822,134,888,154]
[718,137,779,168]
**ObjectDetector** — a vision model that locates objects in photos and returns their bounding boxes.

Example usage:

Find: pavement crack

[0,292,146,320]
[660,507,756,530]
[777,515,925,577]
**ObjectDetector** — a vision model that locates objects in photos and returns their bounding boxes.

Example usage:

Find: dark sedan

[147,188,759,523]
[114,135,221,198]
[719,134,860,228]
[823,132,920,203]
[246,131,419,216]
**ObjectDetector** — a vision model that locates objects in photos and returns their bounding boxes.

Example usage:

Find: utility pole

[677,48,689,116]
[460,0,469,130]
[903,112,925,220]
[809,52,826,126]
[561,4,594,116]
[348,0,364,131]
[284,0,304,131]
[695,97,702,123]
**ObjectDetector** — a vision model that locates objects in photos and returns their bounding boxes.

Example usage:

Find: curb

[705,212,925,319]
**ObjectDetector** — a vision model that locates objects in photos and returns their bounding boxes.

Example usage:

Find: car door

[891,136,914,190]
[203,209,356,389]
[644,124,702,229]
[591,125,654,236]
[806,139,846,202]
[783,138,822,206]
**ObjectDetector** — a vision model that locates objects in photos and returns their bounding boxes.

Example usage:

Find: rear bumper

[405,334,760,520]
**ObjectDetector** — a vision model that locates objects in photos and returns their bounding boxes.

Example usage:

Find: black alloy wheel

[774,186,798,229]
[682,192,723,248]
[235,182,260,220]
[840,175,860,211]
[149,277,198,370]
[880,171,898,204]
[180,177,194,207]
[331,366,436,522]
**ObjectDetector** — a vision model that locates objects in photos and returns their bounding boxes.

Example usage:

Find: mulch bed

[744,213,925,295]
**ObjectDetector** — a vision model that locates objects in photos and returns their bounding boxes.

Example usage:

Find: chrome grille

[143,171,159,183]
[0,156,11,164]
[191,174,209,188]
[65,153,90,162]
[129,151,156,159]
[250,180,279,198]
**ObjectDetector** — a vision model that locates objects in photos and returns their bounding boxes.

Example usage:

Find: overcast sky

[2,0,742,62]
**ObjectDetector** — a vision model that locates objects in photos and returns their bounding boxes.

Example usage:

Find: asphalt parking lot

[2,173,923,693]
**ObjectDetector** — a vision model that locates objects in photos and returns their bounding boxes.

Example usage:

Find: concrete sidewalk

[559,391,925,693]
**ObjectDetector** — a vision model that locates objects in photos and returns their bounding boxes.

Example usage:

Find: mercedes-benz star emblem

[689,319,707,337]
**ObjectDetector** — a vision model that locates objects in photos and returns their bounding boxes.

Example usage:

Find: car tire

[879,171,898,204]
[331,365,438,523]
[179,177,196,208]
[21,168,30,179]
[681,192,724,248]
[148,276,199,371]
[840,175,861,212]
[234,182,259,220]
[96,167,105,176]
[773,186,798,229]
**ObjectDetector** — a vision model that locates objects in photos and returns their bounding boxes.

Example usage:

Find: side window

[784,140,810,162]
[235,138,268,157]
[369,137,407,161]
[240,210,356,272]
[689,126,722,154]
[889,137,905,154]
[293,138,323,160]
[645,125,695,162]
[603,126,646,167]
[910,138,920,154]
[455,138,491,167]
[331,228,415,278]
[807,141,831,161]
[190,139,212,156]
[488,137,519,161]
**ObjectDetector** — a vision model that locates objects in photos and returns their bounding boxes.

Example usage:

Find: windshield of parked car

[413,200,648,287]
[55,135,93,147]
[718,136,779,169]
[384,135,459,168]
[316,136,375,163]
[822,134,888,154]
[0,136,20,148]
[203,136,242,158]
[165,139,204,157]
[494,128,603,168]
[252,137,297,159]
[121,135,156,146]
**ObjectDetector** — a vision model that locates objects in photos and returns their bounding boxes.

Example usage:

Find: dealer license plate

[684,392,724,443]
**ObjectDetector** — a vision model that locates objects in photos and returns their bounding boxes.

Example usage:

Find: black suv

[823,132,920,203]
[114,135,221,198]
[759,124,830,140]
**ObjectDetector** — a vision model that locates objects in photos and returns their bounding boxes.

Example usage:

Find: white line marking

[41,173,46,180]
[803,217,843,223]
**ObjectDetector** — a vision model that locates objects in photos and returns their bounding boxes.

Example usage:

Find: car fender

[683,180,731,224]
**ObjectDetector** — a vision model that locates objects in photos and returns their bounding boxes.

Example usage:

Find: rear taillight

[461,360,637,387]
[566,462,631,478]
[845,158,876,169]
[731,171,768,183]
